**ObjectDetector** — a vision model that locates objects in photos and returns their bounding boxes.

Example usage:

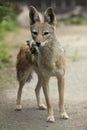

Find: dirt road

[0,25,87,130]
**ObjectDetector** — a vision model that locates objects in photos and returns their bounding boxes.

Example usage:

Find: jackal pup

[16,6,69,122]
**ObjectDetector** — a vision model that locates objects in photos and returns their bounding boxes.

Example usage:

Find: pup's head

[29,6,56,47]
[27,40,39,56]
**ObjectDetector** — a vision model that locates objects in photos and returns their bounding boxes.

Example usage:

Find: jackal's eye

[43,32,49,35]
[32,31,38,35]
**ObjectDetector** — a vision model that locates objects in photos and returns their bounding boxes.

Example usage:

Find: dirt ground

[0,25,87,130]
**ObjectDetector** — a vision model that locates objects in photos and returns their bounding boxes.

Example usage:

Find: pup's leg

[15,71,32,111]
[58,76,69,119]
[35,77,47,110]
[15,80,25,110]
[42,78,54,122]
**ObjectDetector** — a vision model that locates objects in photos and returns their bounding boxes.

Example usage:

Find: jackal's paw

[39,104,47,110]
[60,112,69,119]
[15,104,22,111]
[47,116,55,123]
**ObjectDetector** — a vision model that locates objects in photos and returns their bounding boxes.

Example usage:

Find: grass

[59,16,87,24]
[0,2,19,68]
[0,19,18,40]
[0,41,21,68]
[0,27,6,40]
[0,43,12,68]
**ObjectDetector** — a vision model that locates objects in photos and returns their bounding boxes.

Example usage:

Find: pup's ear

[29,6,40,25]
[44,7,56,25]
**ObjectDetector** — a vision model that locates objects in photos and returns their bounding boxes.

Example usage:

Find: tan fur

[16,6,69,122]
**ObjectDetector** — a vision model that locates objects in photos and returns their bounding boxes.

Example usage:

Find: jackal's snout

[36,34,44,47]
[35,37,47,47]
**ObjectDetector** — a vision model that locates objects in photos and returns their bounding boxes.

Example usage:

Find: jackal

[15,6,69,122]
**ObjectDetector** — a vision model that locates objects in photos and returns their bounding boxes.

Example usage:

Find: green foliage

[0,1,18,39]
[0,1,16,22]
[0,43,12,68]
[0,26,6,40]
[1,19,18,31]
[59,16,87,24]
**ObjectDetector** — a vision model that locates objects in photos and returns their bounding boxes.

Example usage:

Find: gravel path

[0,25,87,130]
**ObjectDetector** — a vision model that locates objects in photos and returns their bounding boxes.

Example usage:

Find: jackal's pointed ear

[29,6,40,25]
[44,7,56,25]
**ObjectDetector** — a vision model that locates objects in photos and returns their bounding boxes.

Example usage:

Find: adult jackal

[15,6,69,122]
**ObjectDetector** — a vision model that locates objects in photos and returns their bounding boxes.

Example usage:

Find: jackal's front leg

[58,76,69,119]
[42,78,54,122]
[35,78,47,110]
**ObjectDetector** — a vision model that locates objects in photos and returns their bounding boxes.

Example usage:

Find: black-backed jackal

[15,6,69,122]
